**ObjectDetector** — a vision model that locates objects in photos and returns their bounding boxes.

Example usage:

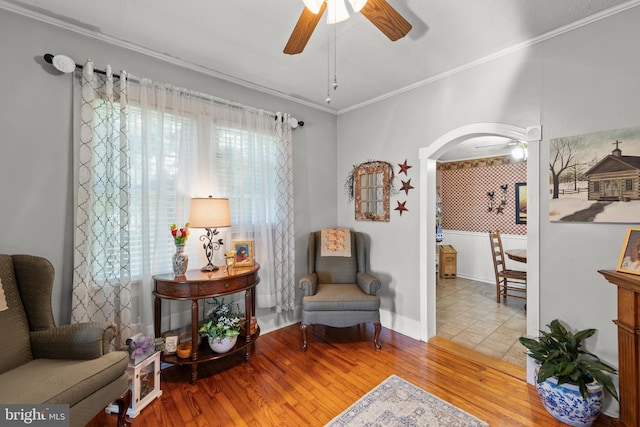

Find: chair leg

[115,389,132,427]
[300,322,309,352]
[373,322,382,351]
[496,280,501,303]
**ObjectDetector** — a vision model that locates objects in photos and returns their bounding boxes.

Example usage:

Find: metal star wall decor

[400,178,414,195]
[398,159,412,175]
[394,200,408,215]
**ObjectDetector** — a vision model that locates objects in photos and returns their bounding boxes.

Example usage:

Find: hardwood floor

[88,323,615,426]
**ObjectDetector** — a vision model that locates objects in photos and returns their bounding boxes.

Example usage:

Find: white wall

[0,8,338,327]
[338,5,640,416]
[440,230,526,283]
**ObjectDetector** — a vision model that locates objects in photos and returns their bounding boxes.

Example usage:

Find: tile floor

[436,276,527,368]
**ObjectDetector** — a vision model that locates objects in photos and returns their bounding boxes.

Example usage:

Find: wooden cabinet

[599,269,640,427]
[439,245,457,279]
[153,264,260,383]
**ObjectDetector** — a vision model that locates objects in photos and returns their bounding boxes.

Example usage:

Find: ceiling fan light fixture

[326,0,350,24]
[512,142,528,160]
[348,0,368,12]
[302,0,324,14]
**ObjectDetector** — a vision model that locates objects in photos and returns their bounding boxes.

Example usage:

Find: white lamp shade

[327,0,350,24]
[188,197,231,228]
[302,0,324,14]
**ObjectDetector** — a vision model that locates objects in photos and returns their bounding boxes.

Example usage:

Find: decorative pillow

[320,228,351,257]
[0,278,7,312]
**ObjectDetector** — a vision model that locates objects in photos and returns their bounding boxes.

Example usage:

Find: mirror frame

[354,162,391,222]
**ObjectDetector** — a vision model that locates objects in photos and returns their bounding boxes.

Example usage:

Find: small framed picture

[617,228,640,275]
[232,241,254,267]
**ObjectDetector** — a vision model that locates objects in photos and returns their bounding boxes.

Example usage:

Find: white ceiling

[2,0,636,160]
[2,0,634,114]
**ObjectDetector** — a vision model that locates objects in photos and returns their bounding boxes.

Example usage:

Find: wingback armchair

[0,254,131,427]
[298,230,382,351]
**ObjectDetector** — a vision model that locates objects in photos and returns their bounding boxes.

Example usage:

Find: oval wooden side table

[153,263,260,383]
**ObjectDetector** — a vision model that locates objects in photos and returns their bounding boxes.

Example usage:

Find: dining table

[505,248,527,263]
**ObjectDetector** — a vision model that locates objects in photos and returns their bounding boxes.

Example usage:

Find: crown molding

[0,0,336,115]
[338,0,640,114]
[2,0,637,116]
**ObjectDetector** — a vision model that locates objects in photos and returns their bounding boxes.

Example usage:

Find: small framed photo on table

[617,228,640,276]
[232,241,254,267]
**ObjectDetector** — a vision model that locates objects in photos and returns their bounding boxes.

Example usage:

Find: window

[89,102,277,283]
[214,126,278,228]
[626,179,634,191]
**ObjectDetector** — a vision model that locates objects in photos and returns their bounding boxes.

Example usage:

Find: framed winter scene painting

[549,126,640,223]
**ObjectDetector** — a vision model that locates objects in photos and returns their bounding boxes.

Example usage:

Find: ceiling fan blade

[360,0,412,41]
[284,2,327,55]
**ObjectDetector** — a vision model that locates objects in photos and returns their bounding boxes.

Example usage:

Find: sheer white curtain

[72,65,296,347]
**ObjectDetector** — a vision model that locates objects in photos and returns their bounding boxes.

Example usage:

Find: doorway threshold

[428,336,526,381]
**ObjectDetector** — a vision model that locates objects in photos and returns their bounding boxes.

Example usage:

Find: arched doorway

[418,123,541,383]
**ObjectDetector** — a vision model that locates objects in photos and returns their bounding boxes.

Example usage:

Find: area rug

[326,375,488,427]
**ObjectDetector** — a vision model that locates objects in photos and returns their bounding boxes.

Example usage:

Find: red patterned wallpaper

[438,157,527,235]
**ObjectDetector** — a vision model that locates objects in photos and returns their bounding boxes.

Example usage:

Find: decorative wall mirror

[354,161,392,222]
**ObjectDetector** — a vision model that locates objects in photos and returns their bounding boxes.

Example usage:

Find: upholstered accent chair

[298,230,382,351]
[0,254,131,427]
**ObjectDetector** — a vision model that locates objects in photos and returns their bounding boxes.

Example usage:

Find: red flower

[170,223,190,245]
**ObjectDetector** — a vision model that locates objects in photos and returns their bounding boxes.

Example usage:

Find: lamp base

[200,263,220,272]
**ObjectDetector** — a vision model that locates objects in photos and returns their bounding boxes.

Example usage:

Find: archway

[419,123,541,383]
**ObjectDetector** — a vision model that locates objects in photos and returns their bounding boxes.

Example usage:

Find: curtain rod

[43,53,304,128]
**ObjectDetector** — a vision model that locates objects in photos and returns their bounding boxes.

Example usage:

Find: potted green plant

[198,298,246,353]
[519,319,618,427]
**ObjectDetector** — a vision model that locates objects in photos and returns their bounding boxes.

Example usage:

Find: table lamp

[188,196,232,271]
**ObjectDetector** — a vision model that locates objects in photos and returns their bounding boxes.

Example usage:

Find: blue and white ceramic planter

[536,376,604,427]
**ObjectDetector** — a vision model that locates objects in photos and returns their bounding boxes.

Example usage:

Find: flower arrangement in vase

[198,298,246,353]
[170,223,190,275]
[170,223,190,244]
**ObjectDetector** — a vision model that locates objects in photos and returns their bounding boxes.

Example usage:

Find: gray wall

[0,8,337,325]
[337,5,640,415]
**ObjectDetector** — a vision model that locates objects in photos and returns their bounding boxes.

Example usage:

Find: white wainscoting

[439,230,527,283]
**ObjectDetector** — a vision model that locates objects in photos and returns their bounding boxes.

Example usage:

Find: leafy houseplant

[519,319,618,402]
[198,298,246,340]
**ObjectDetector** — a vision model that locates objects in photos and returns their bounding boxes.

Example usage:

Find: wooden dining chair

[489,230,527,304]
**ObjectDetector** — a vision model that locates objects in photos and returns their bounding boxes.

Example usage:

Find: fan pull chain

[325,30,332,104]
[325,18,339,104]
[333,22,338,91]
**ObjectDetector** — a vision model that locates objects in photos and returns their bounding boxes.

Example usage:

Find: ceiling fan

[284,0,412,55]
